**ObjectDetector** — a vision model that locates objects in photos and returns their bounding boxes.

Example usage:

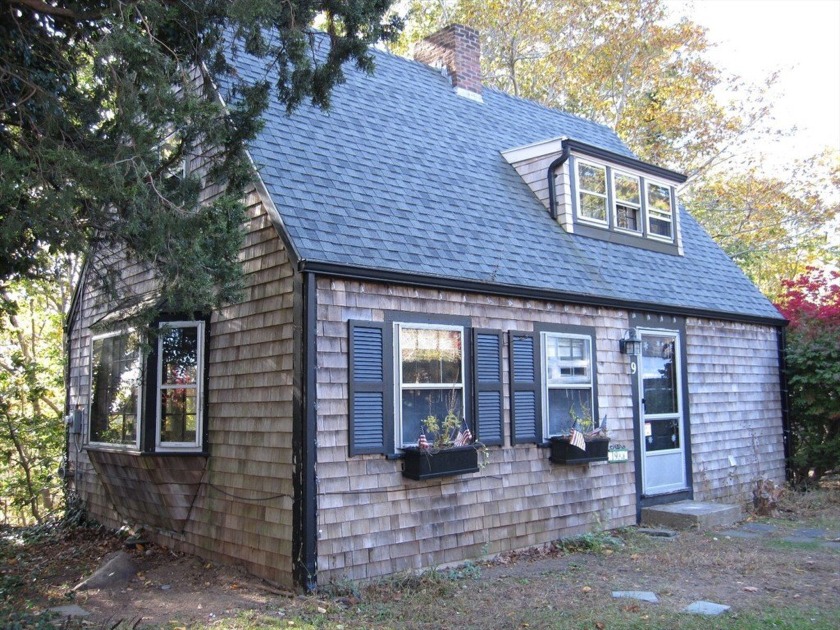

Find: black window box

[401,446,480,480]
[549,437,610,465]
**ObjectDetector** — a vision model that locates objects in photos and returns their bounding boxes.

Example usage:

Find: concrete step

[641,500,742,530]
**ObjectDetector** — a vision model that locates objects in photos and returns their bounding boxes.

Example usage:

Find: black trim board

[564,139,687,184]
[292,271,318,591]
[299,260,787,329]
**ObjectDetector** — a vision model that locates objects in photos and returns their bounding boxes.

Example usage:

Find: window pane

[578,162,606,194]
[645,418,680,451]
[400,327,462,385]
[401,388,463,447]
[641,336,678,415]
[649,215,672,238]
[161,326,198,384]
[616,204,639,231]
[580,193,607,222]
[647,183,672,214]
[547,388,592,437]
[90,334,140,445]
[545,336,590,385]
[614,173,640,205]
[160,388,197,443]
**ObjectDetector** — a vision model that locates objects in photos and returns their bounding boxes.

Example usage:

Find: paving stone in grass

[684,601,730,615]
[612,591,659,603]
[720,529,760,539]
[740,523,778,534]
[793,528,828,539]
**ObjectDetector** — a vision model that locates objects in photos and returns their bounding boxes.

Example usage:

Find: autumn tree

[776,267,840,484]
[392,0,837,297]
[687,151,840,299]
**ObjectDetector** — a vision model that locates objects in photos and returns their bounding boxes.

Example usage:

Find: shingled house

[65,25,787,590]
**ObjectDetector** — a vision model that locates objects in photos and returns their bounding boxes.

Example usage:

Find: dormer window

[646,181,673,240]
[614,172,641,233]
[501,137,686,256]
[577,161,608,224]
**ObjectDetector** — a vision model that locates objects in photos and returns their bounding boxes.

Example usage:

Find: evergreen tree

[1,0,401,318]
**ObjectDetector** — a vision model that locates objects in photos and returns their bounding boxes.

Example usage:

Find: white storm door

[638,330,687,495]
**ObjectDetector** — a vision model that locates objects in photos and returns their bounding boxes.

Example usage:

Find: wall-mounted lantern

[619,329,641,356]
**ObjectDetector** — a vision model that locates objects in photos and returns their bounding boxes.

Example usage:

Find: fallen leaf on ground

[743,586,759,593]
[582,586,592,593]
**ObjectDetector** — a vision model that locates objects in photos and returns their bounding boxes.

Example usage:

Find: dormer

[502,138,687,255]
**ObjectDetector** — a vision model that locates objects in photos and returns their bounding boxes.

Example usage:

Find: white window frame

[155,321,205,452]
[612,170,642,235]
[87,330,141,449]
[575,159,609,226]
[645,180,675,242]
[541,332,595,439]
[394,322,465,449]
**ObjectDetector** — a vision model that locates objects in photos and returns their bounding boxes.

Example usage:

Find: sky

[671,0,840,174]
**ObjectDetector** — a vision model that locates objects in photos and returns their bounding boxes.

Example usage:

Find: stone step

[641,500,742,530]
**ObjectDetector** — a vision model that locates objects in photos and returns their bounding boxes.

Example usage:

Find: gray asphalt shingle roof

[228,39,783,323]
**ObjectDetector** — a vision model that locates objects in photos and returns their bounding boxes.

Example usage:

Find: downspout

[292,270,318,591]
[546,140,571,220]
[777,326,792,480]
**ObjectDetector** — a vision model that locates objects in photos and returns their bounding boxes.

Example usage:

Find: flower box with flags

[549,412,610,465]
[401,444,481,480]
[549,436,611,464]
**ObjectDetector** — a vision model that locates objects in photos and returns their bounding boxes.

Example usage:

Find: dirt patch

[2,484,839,628]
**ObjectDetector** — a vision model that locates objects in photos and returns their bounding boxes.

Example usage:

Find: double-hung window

[87,319,206,452]
[646,181,673,239]
[613,171,642,233]
[576,160,608,224]
[542,333,595,438]
[89,331,142,448]
[157,322,204,450]
[396,324,464,448]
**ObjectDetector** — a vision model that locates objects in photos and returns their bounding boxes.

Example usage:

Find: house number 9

[630,361,637,375]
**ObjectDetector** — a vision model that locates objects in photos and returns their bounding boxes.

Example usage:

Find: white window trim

[575,159,609,226]
[155,321,205,452]
[394,322,465,449]
[612,170,643,236]
[87,329,141,450]
[541,332,595,439]
[645,180,675,242]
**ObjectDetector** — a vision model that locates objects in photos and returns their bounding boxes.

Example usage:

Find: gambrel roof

[226,38,784,324]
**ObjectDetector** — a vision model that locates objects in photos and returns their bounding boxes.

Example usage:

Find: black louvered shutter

[509,331,542,445]
[472,329,504,446]
[349,321,390,456]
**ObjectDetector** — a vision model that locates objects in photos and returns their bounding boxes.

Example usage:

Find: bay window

[87,319,206,452]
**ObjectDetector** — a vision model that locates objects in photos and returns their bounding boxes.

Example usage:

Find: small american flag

[418,434,430,450]
[569,428,586,452]
[453,428,472,447]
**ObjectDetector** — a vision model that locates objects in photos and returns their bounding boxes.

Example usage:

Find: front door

[637,329,688,495]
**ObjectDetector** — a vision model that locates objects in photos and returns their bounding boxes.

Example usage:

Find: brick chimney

[413,24,482,101]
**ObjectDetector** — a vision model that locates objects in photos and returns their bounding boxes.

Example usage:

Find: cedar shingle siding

[67,191,297,586]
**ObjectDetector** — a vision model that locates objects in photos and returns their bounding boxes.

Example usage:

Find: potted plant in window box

[402,410,488,481]
[549,405,610,465]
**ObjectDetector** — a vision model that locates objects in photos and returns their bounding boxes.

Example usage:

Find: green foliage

[776,268,840,483]
[0,268,70,525]
[1,0,402,322]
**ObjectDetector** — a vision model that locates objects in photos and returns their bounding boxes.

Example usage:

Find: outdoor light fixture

[620,329,640,356]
